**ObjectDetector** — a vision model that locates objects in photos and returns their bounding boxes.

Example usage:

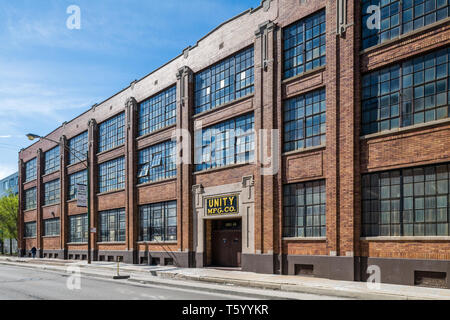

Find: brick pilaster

[337,0,358,258]
[36,149,43,257]
[254,25,264,256]
[257,21,278,259]
[59,136,68,255]
[88,119,98,261]
[125,97,138,263]
[177,66,194,264]
[324,1,339,257]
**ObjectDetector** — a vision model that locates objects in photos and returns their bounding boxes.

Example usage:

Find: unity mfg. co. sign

[206,195,239,216]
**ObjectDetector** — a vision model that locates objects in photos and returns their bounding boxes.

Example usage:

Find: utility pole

[0,230,3,255]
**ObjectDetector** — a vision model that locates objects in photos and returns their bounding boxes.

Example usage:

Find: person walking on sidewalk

[31,247,37,259]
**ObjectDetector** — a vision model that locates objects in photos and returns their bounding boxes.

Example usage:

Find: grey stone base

[195,252,206,268]
[65,250,135,264]
[42,250,65,260]
[283,255,356,281]
[97,250,134,264]
[359,257,450,289]
[138,251,194,268]
[66,250,93,261]
[242,254,276,274]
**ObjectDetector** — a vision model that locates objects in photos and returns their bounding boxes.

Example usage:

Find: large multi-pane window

[69,214,88,243]
[24,222,36,238]
[137,141,176,185]
[98,157,125,193]
[24,188,37,211]
[44,179,60,205]
[362,0,450,50]
[99,208,126,242]
[362,163,450,237]
[194,47,254,114]
[44,146,60,175]
[98,112,125,153]
[25,158,37,182]
[283,10,326,79]
[284,88,326,152]
[139,201,177,242]
[44,218,60,237]
[283,180,326,238]
[68,170,88,200]
[68,131,88,165]
[138,86,177,137]
[194,113,255,172]
[362,47,449,135]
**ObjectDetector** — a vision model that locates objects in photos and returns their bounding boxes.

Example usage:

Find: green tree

[0,192,19,254]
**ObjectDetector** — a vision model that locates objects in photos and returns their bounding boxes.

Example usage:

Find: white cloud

[0,164,16,180]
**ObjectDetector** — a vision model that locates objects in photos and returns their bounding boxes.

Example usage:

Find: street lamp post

[26,133,92,264]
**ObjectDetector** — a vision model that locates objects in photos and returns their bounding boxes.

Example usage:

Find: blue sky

[0,0,260,179]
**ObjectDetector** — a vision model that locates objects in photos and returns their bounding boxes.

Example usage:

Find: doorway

[211,219,242,268]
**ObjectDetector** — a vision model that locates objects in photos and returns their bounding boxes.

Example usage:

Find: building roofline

[20,1,266,156]
[0,171,18,182]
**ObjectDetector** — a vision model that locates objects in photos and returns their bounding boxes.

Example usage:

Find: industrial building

[18,0,450,288]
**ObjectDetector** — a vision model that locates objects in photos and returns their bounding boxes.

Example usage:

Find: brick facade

[17,0,450,287]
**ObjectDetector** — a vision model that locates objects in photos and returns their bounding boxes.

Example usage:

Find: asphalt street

[0,264,253,300]
[0,264,351,300]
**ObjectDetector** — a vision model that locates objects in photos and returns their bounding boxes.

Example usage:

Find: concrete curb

[126,278,290,300]
[153,271,414,300]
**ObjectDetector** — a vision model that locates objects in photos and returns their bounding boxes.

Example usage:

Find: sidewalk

[1,256,449,300]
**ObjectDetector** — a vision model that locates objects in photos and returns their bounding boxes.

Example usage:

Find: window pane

[139,201,177,242]
[138,141,176,184]
[98,209,126,242]
[98,113,125,152]
[362,163,450,237]
[68,132,88,165]
[194,47,254,114]
[362,48,450,134]
[283,10,326,79]
[98,157,125,193]
[284,88,326,152]
[362,0,449,50]
[283,180,326,238]
[138,86,177,136]
[194,113,255,172]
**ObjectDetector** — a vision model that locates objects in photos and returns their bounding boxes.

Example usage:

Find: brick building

[18,0,450,288]
[0,172,19,198]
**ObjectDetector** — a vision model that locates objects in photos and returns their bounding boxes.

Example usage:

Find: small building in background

[0,172,19,197]
[0,172,19,254]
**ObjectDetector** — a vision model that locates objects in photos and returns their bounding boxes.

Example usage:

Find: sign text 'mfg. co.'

[206,195,239,216]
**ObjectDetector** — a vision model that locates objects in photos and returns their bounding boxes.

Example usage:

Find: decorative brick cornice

[125,96,137,109]
[242,175,255,188]
[192,184,204,194]
[88,118,97,128]
[59,135,67,144]
[261,0,272,12]
[254,20,276,37]
[176,66,193,80]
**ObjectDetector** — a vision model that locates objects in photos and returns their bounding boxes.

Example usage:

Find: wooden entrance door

[211,220,241,267]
